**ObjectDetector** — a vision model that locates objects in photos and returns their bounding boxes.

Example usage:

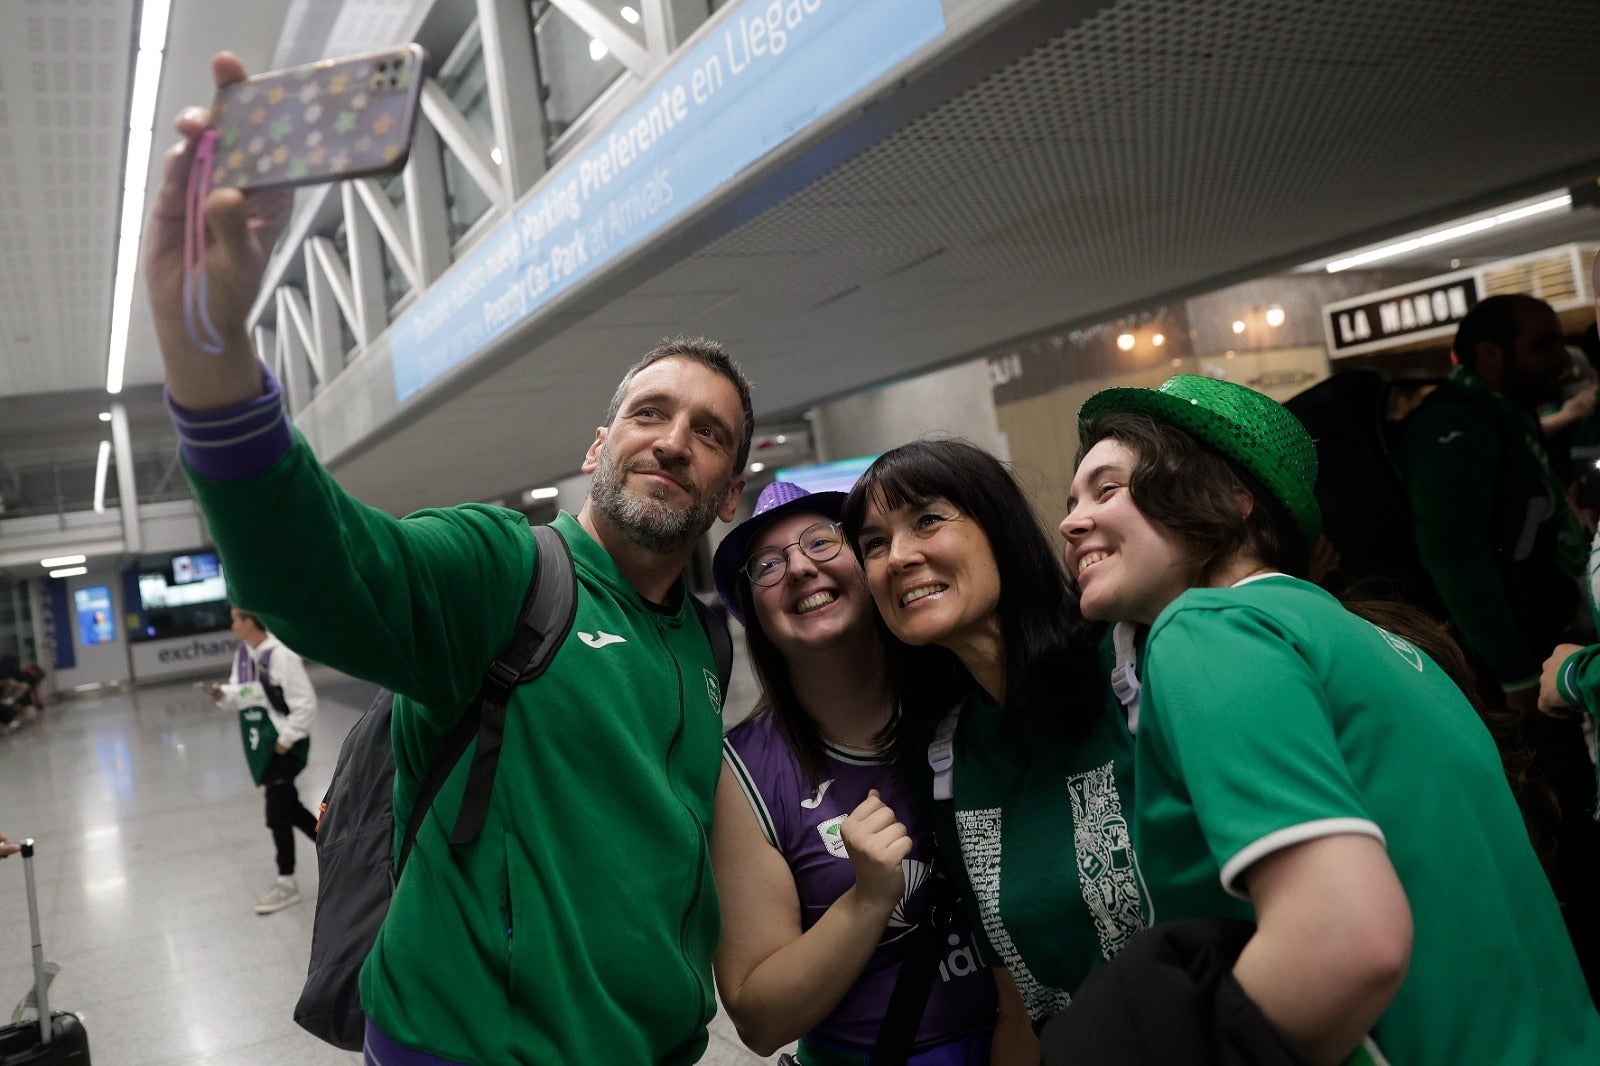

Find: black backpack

[293,524,732,1050]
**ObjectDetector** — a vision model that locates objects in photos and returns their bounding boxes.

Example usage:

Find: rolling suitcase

[0,841,89,1064]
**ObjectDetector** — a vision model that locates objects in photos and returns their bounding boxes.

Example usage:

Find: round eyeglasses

[743,521,845,586]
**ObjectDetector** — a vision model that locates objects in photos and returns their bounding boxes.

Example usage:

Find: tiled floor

[0,659,776,1064]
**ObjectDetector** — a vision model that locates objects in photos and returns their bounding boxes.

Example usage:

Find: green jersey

[939,673,1148,1022]
[1137,574,1600,1064]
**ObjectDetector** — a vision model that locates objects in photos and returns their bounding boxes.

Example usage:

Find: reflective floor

[0,659,773,1065]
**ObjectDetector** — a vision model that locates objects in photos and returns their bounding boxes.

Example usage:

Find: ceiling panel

[3,0,1600,521]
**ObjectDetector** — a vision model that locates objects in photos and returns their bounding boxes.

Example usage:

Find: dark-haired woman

[708,481,1022,1066]
[841,440,1151,1027]
[1060,375,1600,1064]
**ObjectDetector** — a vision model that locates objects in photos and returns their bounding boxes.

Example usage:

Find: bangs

[841,447,948,538]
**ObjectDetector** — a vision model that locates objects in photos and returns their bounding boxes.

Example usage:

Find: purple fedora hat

[712,481,848,624]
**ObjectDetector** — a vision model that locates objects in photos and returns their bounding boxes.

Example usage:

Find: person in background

[840,440,1148,1032]
[208,606,319,915]
[1535,250,1600,1004]
[1398,294,1600,1004]
[1059,374,1599,1063]
[710,481,1016,1066]
[0,833,19,859]
[1398,293,1586,711]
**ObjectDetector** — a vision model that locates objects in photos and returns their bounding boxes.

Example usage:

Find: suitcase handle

[19,838,52,1046]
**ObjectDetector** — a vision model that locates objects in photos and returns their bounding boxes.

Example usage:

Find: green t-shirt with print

[1137,574,1600,1065]
[943,676,1149,1023]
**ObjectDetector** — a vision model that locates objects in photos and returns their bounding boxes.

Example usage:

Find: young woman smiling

[1060,375,1600,1065]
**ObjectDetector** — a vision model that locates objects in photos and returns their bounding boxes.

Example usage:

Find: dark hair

[1076,411,1310,581]
[604,336,756,473]
[1452,294,1539,370]
[1340,594,1556,871]
[229,605,265,632]
[734,577,834,788]
[840,439,1102,743]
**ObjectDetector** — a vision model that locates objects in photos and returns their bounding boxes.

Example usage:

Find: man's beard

[589,447,729,554]
[1501,365,1562,411]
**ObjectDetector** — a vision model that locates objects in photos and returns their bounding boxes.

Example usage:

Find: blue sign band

[391,0,947,402]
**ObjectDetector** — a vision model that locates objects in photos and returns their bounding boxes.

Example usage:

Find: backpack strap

[691,595,733,706]
[874,869,956,1066]
[256,648,292,719]
[450,524,577,845]
[395,525,575,874]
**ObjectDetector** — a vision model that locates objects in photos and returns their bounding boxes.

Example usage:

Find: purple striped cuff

[165,364,293,482]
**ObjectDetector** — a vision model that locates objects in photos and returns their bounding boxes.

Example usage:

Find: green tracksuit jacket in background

[191,435,724,1064]
[1398,367,1585,686]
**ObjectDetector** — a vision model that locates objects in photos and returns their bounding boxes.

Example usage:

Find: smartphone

[207,44,429,192]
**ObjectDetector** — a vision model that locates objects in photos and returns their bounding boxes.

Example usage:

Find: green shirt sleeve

[1143,603,1382,896]
[1556,644,1600,722]
[185,432,536,723]
[1401,403,1534,681]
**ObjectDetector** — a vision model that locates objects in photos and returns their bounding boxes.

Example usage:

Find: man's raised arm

[145,52,293,411]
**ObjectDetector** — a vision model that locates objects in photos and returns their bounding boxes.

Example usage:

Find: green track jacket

[191,435,724,1064]
[1398,368,1585,685]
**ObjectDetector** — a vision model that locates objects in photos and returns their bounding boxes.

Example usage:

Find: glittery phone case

[207,45,428,191]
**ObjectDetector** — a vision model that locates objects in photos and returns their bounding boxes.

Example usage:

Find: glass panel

[533,1,627,144]
[331,224,361,361]
[438,40,496,244]
[378,173,410,311]
[0,577,37,676]
[0,447,189,518]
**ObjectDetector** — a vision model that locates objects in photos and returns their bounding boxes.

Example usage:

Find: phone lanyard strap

[182,128,225,355]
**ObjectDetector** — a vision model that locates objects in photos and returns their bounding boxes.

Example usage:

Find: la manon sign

[1324,272,1480,358]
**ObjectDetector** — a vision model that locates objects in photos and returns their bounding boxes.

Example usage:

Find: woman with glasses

[709,481,1023,1066]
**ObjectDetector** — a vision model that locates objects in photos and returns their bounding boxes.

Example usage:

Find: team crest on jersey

[1065,762,1150,961]
[704,668,722,714]
[1369,623,1424,672]
[816,814,849,858]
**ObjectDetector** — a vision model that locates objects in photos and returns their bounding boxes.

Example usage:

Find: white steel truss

[245,0,705,419]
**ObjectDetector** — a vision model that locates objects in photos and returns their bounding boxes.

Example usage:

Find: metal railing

[246,0,714,419]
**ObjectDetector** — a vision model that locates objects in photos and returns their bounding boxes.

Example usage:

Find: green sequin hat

[1078,375,1323,543]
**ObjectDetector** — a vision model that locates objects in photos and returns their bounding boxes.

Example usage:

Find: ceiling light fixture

[1232,320,1246,334]
[41,555,88,568]
[749,462,765,473]
[1265,306,1286,328]
[94,440,113,514]
[589,38,609,62]
[524,486,559,501]
[1320,192,1572,274]
[1151,333,1166,347]
[49,567,90,579]
[1116,333,1135,351]
[620,6,642,24]
[98,411,113,422]
[105,0,174,395]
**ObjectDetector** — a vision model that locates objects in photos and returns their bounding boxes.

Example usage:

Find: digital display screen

[74,586,116,647]
[774,455,878,495]
[171,552,221,584]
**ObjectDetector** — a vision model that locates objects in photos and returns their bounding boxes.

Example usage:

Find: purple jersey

[722,709,997,1052]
